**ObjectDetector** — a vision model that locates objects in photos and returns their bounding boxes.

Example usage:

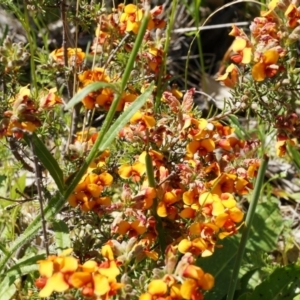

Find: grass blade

[24,133,64,193]
[99,82,154,151]
[65,82,120,110]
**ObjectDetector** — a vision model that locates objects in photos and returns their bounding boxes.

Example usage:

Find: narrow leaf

[0,280,16,300]
[99,82,154,151]
[287,144,300,172]
[52,220,71,252]
[24,133,64,193]
[0,254,44,300]
[65,82,120,110]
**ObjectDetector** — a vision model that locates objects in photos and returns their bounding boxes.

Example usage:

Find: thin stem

[103,33,130,69]
[30,136,49,256]
[155,0,178,112]
[65,11,150,198]
[145,150,166,256]
[23,0,38,92]
[226,154,269,300]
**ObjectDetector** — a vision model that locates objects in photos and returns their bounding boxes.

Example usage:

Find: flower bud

[288,26,300,43]
[3,37,12,48]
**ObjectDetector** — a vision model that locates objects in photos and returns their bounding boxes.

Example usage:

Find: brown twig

[0,195,35,203]
[8,138,35,173]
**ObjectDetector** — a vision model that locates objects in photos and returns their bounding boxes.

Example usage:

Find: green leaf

[0,280,16,300]
[246,264,300,300]
[238,292,253,300]
[10,173,26,200]
[247,199,283,252]
[287,144,300,172]
[199,199,283,300]
[0,253,44,300]
[99,82,155,151]
[228,115,251,139]
[52,220,71,253]
[24,133,64,193]
[290,193,300,202]
[65,82,120,110]
[0,175,6,187]
[197,236,239,300]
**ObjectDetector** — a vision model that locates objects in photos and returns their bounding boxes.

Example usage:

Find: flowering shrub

[217,0,300,157]
[0,1,299,300]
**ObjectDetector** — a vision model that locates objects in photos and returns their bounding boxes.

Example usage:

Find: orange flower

[131,187,156,210]
[68,172,113,211]
[276,138,296,157]
[37,249,78,297]
[50,48,85,66]
[216,63,239,88]
[96,88,115,110]
[252,49,279,81]
[206,173,236,195]
[186,139,215,158]
[285,4,300,28]
[39,87,63,109]
[182,117,208,136]
[215,209,244,239]
[157,190,180,218]
[146,47,164,73]
[189,222,219,239]
[116,219,147,237]
[178,238,207,256]
[231,37,252,64]
[181,265,214,298]
[260,0,279,17]
[139,150,164,167]
[120,4,143,34]
[78,67,111,87]
[96,89,136,112]
[139,279,168,300]
[130,111,156,129]
[118,162,146,182]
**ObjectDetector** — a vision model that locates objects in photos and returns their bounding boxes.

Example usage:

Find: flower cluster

[0,86,62,139]
[35,246,123,298]
[60,87,259,298]
[140,249,214,300]
[77,3,165,111]
[0,36,30,75]
[35,2,264,300]
[216,0,299,154]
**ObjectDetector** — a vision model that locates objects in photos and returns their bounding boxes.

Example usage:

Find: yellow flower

[157,190,180,218]
[118,162,146,182]
[50,48,85,66]
[252,49,279,81]
[261,0,279,17]
[178,238,207,256]
[216,63,239,88]
[139,279,168,300]
[180,268,214,299]
[37,249,78,297]
[39,87,63,109]
[78,67,110,87]
[186,139,215,159]
[130,111,156,128]
[120,4,143,34]
[276,139,296,157]
[285,4,300,28]
[116,220,147,236]
[231,37,252,64]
